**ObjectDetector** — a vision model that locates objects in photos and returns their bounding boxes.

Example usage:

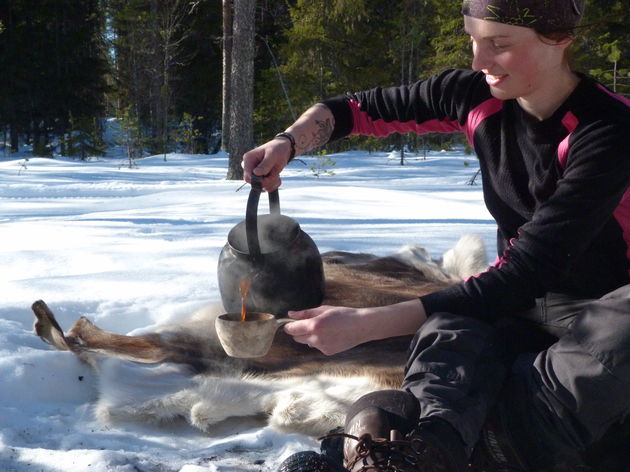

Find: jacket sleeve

[320,69,489,142]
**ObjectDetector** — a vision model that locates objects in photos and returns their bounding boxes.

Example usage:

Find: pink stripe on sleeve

[347,97,503,143]
[462,98,503,145]
[347,99,463,137]
[557,111,579,170]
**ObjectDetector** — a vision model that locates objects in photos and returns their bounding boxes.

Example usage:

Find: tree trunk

[226,0,255,181]
[158,0,190,159]
[221,0,233,152]
[10,124,19,153]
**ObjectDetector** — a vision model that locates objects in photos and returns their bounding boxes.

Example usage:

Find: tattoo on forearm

[294,103,334,154]
[310,103,333,149]
[312,118,333,148]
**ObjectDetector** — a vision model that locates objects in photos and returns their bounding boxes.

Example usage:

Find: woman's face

[464,16,570,103]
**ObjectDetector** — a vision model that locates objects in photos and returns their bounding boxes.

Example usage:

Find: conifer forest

[0,0,628,167]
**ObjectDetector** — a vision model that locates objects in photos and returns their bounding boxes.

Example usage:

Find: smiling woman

[241,0,630,471]
[464,16,579,119]
[461,0,584,121]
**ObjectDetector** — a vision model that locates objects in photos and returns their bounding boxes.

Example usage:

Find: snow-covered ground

[0,149,495,471]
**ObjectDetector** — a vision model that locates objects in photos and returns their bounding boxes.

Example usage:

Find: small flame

[240,278,250,322]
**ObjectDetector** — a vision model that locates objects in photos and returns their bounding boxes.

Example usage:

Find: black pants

[400,284,630,469]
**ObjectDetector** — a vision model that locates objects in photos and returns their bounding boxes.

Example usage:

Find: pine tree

[172,0,222,154]
[111,105,145,167]
[226,0,256,180]
[0,0,108,155]
[172,112,202,153]
[575,0,629,96]
[221,0,233,151]
[66,114,106,160]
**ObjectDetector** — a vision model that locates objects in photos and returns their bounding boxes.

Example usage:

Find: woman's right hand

[242,103,336,192]
[242,137,293,192]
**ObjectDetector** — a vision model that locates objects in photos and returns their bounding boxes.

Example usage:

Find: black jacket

[321,69,630,320]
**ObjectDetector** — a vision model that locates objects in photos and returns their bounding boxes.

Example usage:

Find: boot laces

[319,432,425,472]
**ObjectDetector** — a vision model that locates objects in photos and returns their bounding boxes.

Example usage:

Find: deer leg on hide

[31,300,214,370]
[66,316,173,364]
[32,300,71,351]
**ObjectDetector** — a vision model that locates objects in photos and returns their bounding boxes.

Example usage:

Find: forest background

[0,0,628,178]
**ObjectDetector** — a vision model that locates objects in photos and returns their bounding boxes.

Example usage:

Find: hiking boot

[344,429,421,472]
[330,427,467,472]
[343,406,393,463]
[280,419,469,472]
[319,418,469,472]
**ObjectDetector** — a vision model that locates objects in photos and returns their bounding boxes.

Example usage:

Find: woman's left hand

[283,305,371,355]
[283,299,427,356]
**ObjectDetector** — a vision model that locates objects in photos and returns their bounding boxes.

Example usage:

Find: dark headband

[462,0,585,33]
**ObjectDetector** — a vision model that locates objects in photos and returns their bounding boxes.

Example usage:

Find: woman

[243,1,630,471]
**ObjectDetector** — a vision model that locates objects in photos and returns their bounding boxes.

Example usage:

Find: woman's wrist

[358,299,427,342]
[278,104,334,159]
[274,132,296,162]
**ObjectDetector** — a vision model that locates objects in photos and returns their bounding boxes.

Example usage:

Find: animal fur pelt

[31,235,488,437]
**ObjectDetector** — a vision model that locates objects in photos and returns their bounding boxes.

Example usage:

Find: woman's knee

[409,312,495,357]
[570,296,630,376]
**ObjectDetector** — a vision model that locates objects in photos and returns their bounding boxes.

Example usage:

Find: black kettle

[217,175,325,317]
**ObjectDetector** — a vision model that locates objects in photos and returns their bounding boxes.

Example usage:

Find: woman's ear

[557,35,575,48]
[537,31,575,51]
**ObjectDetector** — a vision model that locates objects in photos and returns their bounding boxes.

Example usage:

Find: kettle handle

[246,175,280,261]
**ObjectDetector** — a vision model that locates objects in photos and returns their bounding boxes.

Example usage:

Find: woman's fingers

[283,306,364,356]
[287,307,327,320]
[242,139,292,191]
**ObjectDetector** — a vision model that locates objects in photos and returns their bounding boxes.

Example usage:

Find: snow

[0,148,495,471]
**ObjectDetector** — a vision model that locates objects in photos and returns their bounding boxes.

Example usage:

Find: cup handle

[275,318,294,328]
